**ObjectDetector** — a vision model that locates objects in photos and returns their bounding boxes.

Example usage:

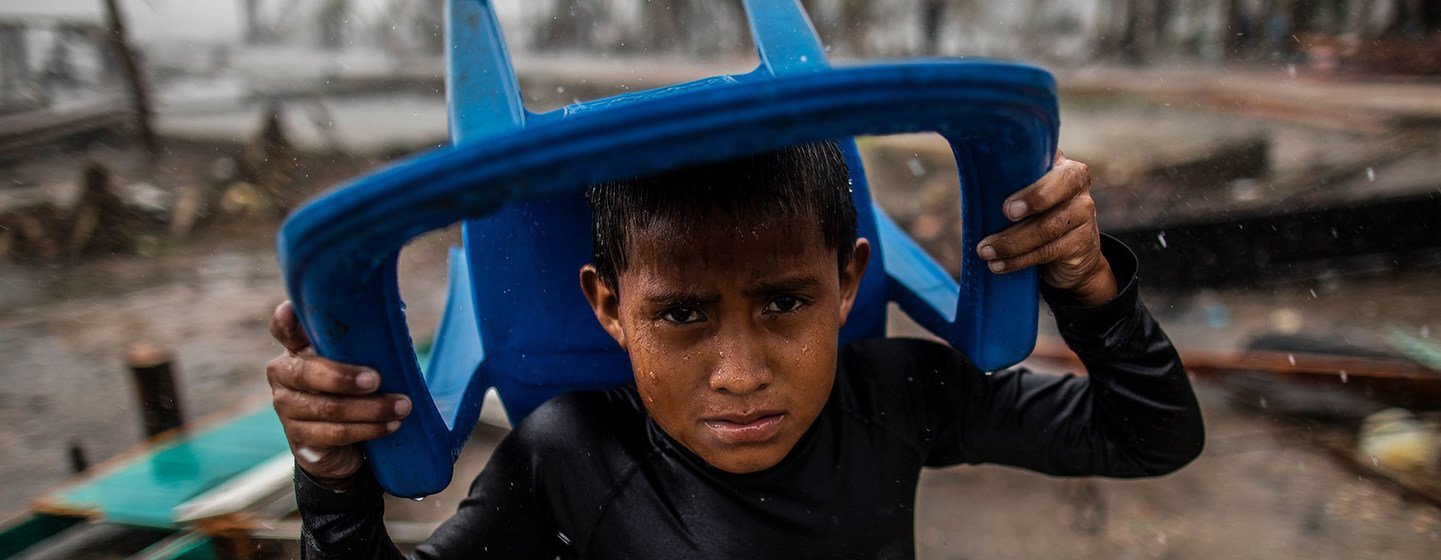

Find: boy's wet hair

[588,140,857,288]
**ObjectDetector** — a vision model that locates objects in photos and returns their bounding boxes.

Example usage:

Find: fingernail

[355,369,379,391]
[1007,200,1028,220]
[296,446,326,464]
[394,398,412,417]
[386,420,402,432]
[977,245,996,260]
[989,261,1006,273]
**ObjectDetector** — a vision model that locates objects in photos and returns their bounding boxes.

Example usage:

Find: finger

[268,353,380,395]
[987,223,1094,274]
[1003,155,1090,221]
[285,419,401,448]
[269,301,311,354]
[276,388,412,423]
[977,195,1093,260]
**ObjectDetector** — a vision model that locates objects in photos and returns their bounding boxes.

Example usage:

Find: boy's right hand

[267,301,411,490]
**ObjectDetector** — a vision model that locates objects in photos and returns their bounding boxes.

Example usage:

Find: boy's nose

[708,339,772,395]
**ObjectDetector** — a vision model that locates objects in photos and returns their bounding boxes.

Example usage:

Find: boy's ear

[837,238,871,325]
[580,264,628,349]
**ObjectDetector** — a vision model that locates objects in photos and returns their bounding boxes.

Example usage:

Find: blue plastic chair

[279,0,1058,497]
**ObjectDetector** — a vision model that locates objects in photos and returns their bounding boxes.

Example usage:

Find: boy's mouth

[703,411,785,444]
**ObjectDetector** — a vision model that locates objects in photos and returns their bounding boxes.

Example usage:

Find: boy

[267,141,1204,558]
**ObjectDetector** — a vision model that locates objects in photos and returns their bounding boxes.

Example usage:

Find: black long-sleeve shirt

[295,237,1204,559]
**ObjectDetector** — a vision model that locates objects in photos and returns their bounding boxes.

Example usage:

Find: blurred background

[1,1,1439,558]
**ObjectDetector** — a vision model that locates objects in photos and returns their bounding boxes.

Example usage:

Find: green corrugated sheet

[0,514,82,558]
[43,407,288,529]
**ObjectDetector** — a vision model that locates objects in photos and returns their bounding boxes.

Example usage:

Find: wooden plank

[1031,337,1441,406]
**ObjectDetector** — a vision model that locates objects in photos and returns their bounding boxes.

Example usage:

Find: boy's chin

[701,446,791,474]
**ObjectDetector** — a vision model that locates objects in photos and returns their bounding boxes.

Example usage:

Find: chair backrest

[279,0,1057,497]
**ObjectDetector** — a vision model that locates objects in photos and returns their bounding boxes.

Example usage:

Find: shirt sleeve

[920,235,1205,477]
[295,429,566,559]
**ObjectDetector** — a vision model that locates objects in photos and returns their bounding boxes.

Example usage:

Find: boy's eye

[764,295,805,314]
[660,307,704,324]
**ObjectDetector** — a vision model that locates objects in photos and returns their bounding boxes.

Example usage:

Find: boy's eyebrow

[742,275,823,298]
[643,290,721,307]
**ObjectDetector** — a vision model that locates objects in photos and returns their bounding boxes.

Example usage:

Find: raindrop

[1308,288,1317,299]
[411,496,426,502]
[1287,354,1296,366]
[1339,370,1348,383]
[1259,396,1269,409]
[906,157,926,177]
[1287,64,1297,78]
[1366,167,1376,181]
[1157,231,1168,249]
[1421,326,1431,339]
[799,55,809,63]
[556,86,565,94]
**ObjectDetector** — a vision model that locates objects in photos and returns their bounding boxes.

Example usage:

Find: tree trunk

[101,0,158,158]
[839,0,871,55]
[920,0,946,55]
[242,0,263,43]
[0,23,28,99]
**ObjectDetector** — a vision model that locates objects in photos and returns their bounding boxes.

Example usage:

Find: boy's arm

[294,464,401,559]
[922,236,1204,476]
[295,430,565,559]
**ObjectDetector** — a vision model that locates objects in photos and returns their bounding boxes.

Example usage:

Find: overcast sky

[0,0,437,45]
[4,0,242,43]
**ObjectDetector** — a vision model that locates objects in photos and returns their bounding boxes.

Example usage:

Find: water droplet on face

[906,157,926,177]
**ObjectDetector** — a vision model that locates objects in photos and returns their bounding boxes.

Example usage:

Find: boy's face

[581,215,869,473]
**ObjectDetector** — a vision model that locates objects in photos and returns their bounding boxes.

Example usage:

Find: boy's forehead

[624,215,831,281]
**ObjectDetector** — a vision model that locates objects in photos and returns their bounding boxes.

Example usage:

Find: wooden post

[100,0,159,158]
[127,342,186,438]
[67,438,89,474]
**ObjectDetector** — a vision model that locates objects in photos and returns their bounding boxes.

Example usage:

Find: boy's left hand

[974,151,1117,307]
